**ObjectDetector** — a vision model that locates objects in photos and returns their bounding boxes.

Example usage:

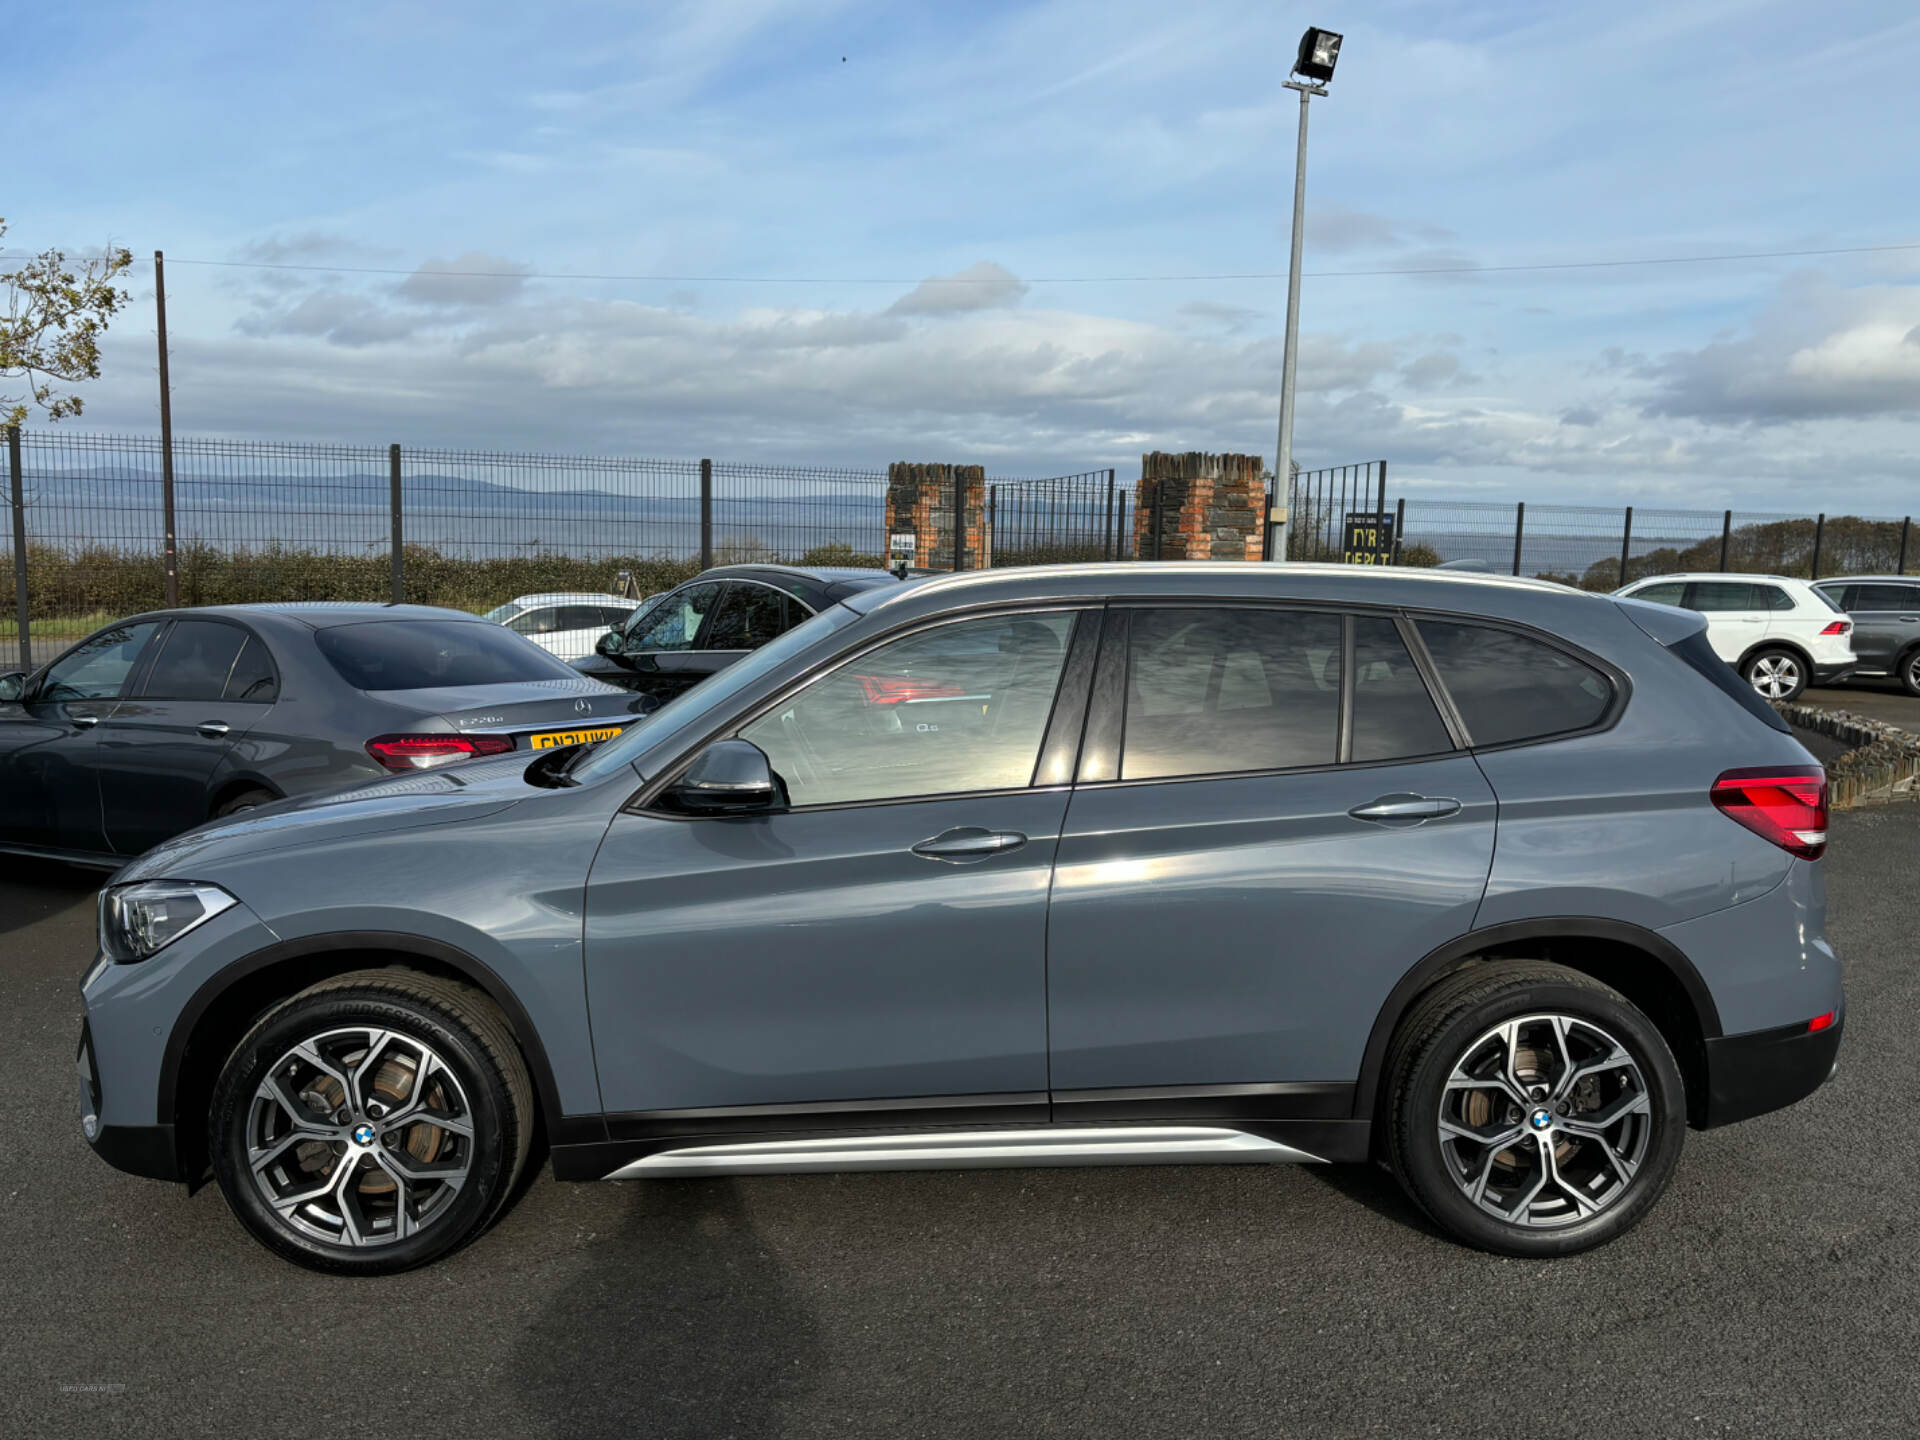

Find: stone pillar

[886,462,988,570]
[1133,452,1266,561]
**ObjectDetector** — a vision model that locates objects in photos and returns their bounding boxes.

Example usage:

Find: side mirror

[598,630,626,657]
[663,739,782,815]
[0,672,23,703]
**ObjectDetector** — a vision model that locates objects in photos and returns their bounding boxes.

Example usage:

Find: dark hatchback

[0,603,641,865]
[572,564,903,703]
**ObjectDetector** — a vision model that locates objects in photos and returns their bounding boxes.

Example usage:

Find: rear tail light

[853,674,971,705]
[1711,767,1828,859]
[1819,620,1851,636]
[366,733,515,772]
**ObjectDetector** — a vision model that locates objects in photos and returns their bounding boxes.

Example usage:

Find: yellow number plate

[529,725,625,750]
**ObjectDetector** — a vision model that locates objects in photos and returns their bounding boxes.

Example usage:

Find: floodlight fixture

[1293,27,1342,84]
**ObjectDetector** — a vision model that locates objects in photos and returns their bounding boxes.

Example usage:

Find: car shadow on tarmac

[1301,1156,1451,1243]
[0,857,102,938]
[510,1178,821,1440]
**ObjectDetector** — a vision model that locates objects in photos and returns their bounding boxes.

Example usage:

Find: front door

[610,580,729,702]
[1045,606,1497,1100]
[583,607,1093,1123]
[0,620,163,853]
[93,618,270,854]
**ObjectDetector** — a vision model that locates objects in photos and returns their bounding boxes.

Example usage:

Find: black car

[1814,576,1920,696]
[571,564,903,702]
[0,603,643,866]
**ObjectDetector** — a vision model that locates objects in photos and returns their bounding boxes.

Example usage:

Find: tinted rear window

[314,620,579,691]
[1350,617,1453,762]
[143,620,247,701]
[1416,619,1613,746]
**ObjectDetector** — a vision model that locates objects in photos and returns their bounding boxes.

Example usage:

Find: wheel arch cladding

[1355,918,1722,1133]
[1738,639,1811,674]
[160,932,590,1181]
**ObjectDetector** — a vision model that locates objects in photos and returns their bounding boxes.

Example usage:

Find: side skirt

[552,1118,1372,1181]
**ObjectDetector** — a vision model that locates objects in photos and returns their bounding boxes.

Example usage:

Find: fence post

[388,444,404,605]
[1375,461,1387,527]
[1900,518,1911,576]
[8,425,28,672]
[1511,501,1525,577]
[952,474,970,573]
[1720,510,1732,571]
[699,459,713,571]
[1103,468,1116,560]
[987,485,998,567]
[155,250,179,608]
[1811,513,1825,580]
[1618,507,1633,588]
[1392,497,1405,565]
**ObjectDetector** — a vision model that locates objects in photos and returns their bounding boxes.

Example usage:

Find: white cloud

[395,253,532,308]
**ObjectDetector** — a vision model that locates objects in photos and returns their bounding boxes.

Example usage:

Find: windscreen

[480,602,525,623]
[569,603,860,783]
[315,620,581,691]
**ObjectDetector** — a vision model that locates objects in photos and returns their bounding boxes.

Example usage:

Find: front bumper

[1699,1009,1844,1128]
[77,1017,181,1180]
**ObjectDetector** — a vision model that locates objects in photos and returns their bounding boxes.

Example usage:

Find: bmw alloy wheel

[1436,1013,1652,1228]
[244,1026,475,1248]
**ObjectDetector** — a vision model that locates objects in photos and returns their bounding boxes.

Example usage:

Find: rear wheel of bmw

[1385,961,1686,1257]
[210,970,533,1275]
[1899,647,1920,699]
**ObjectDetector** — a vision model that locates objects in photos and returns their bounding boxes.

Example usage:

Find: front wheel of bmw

[209,970,534,1275]
[1384,961,1687,1257]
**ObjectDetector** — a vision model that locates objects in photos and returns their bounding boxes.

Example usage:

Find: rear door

[1044,605,1496,1110]
[0,620,162,852]
[699,581,806,671]
[95,617,274,854]
[1683,581,1768,662]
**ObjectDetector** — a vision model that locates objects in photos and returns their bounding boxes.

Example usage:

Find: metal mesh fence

[9,428,1919,672]
[986,471,1129,566]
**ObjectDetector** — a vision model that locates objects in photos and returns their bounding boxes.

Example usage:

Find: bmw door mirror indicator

[663,738,784,814]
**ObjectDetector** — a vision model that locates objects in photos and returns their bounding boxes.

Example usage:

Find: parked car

[480,593,641,664]
[0,603,645,866]
[571,563,903,703]
[77,564,1842,1273]
[1613,573,1854,701]
[1812,576,1920,696]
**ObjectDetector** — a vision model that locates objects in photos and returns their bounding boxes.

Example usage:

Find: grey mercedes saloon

[76,564,1843,1272]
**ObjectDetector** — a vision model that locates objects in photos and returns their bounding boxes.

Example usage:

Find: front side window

[1122,608,1340,780]
[739,612,1076,807]
[1350,617,1452,763]
[142,620,249,701]
[1416,619,1612,747]
[38,622,161,702]
[1629,582,1686,607]
[506,608,561,636]
[315,620,579,692]
[626,582,722,652]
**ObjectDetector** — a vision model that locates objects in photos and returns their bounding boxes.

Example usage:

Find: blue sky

[10,0,1920,506]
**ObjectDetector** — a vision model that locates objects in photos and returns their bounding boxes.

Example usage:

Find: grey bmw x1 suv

[77,564,1843,1272]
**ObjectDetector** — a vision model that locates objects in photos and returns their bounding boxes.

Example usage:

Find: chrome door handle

[71,714,99,729]
[1349,794,1461,824]
[911,827,1029,863]
[197,721,231,738]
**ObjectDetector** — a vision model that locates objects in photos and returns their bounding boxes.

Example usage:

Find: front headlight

[98,881,237,963]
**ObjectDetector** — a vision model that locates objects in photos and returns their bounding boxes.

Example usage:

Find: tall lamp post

[1269,26,1342,564]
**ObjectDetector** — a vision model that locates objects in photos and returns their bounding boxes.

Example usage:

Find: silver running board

[605,1126,1325,1180]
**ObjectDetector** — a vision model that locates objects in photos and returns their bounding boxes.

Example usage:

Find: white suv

[1615,573,1855,701]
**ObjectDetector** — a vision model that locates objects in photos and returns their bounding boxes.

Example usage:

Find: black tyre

[209,969,534,1275]
[213,787,277,819]
[1741,646,1806,702]
[1898,647,1920,699]
[1384,961,1686,1258]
